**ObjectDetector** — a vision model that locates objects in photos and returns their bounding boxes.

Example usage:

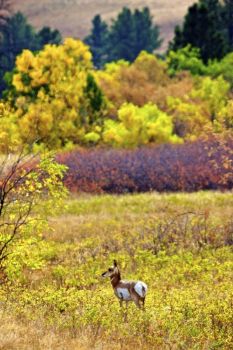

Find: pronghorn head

[102,260,119,278]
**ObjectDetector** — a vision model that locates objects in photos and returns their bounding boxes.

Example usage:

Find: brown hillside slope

[12,0,195,51]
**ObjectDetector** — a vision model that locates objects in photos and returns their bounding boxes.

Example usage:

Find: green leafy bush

[103,103,181,147]
[167,45,207,76]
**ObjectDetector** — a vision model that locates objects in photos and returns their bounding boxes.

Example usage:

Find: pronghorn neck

[110,271,121,288]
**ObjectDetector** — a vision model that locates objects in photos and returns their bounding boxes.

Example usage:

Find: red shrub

[57,136,233,194]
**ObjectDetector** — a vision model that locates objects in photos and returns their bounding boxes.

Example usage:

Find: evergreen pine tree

[0,12,63,95]
[170,0,228,62]
[0,12,40,93]
[134,7,161,55]
[107,7,161,62]
[85,15,109,68]
[224,0,233,50]
[108,7,135,62]
[80,73,105,130]
[37,26,62,47]
[84,73,104,115]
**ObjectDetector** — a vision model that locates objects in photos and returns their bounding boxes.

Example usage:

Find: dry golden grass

[12,0,195,51]
[0,315,154,349]
[0,315,94,350]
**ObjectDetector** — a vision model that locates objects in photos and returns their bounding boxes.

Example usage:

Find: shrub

[57,135,233,194]
[167,45,207,76]
[207,52,233,87]
[167,76,231,138]
[103,103,181,147]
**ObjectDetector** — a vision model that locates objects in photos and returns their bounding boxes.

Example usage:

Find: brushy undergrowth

[57,136,233,194]
[0,192,233,349]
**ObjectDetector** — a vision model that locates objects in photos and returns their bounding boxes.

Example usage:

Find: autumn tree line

[1,0,233,151]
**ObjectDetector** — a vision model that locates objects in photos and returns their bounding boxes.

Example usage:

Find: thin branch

[0,201,33,264]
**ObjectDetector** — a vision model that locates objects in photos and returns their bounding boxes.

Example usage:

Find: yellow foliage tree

[9,38,104,149]
[167,76,231,139]
[103,103,181,148]
[0,102,21,152]
[133,51,169,85]
[95,53,170,117]
[216,100,233,131]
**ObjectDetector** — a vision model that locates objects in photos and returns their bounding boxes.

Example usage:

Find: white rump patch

[116,288,131,301]
[134,281,148,298]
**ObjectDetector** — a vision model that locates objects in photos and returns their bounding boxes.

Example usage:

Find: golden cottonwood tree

[10,38,104,149]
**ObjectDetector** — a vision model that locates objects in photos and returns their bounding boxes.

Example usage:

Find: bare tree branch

[0,150,39,269]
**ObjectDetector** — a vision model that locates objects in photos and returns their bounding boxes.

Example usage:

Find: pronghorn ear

[113,259,117,267]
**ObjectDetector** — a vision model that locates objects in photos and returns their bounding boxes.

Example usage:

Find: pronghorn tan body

[102,260,148,309]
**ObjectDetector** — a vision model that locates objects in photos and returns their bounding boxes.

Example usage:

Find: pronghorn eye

[108,268,113,272]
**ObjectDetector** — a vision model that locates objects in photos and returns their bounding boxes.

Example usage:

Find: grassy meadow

[0,191,233,349]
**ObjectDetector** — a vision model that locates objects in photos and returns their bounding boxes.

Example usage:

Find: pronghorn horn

[113,259,117,267]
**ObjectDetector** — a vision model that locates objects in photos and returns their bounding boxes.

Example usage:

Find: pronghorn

[101,260,148,309]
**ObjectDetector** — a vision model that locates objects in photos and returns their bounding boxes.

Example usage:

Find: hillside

[12,0,195,51]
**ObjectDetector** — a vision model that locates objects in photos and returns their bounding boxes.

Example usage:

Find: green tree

[86,7,161,64]
[0,12,40,93]
[37,26,62,47]
[107,7,135,62]
[207,52,233,87]
[81,73,106,144]
[224,0,233,49]
[170,0,228,62]
[133,7,161,57]
[0,12,62,96]
[85,15,109,68]
[167,45,207,76]
[83,73,105,120]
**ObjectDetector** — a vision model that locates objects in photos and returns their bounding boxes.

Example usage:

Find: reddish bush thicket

[57,137,233,194]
